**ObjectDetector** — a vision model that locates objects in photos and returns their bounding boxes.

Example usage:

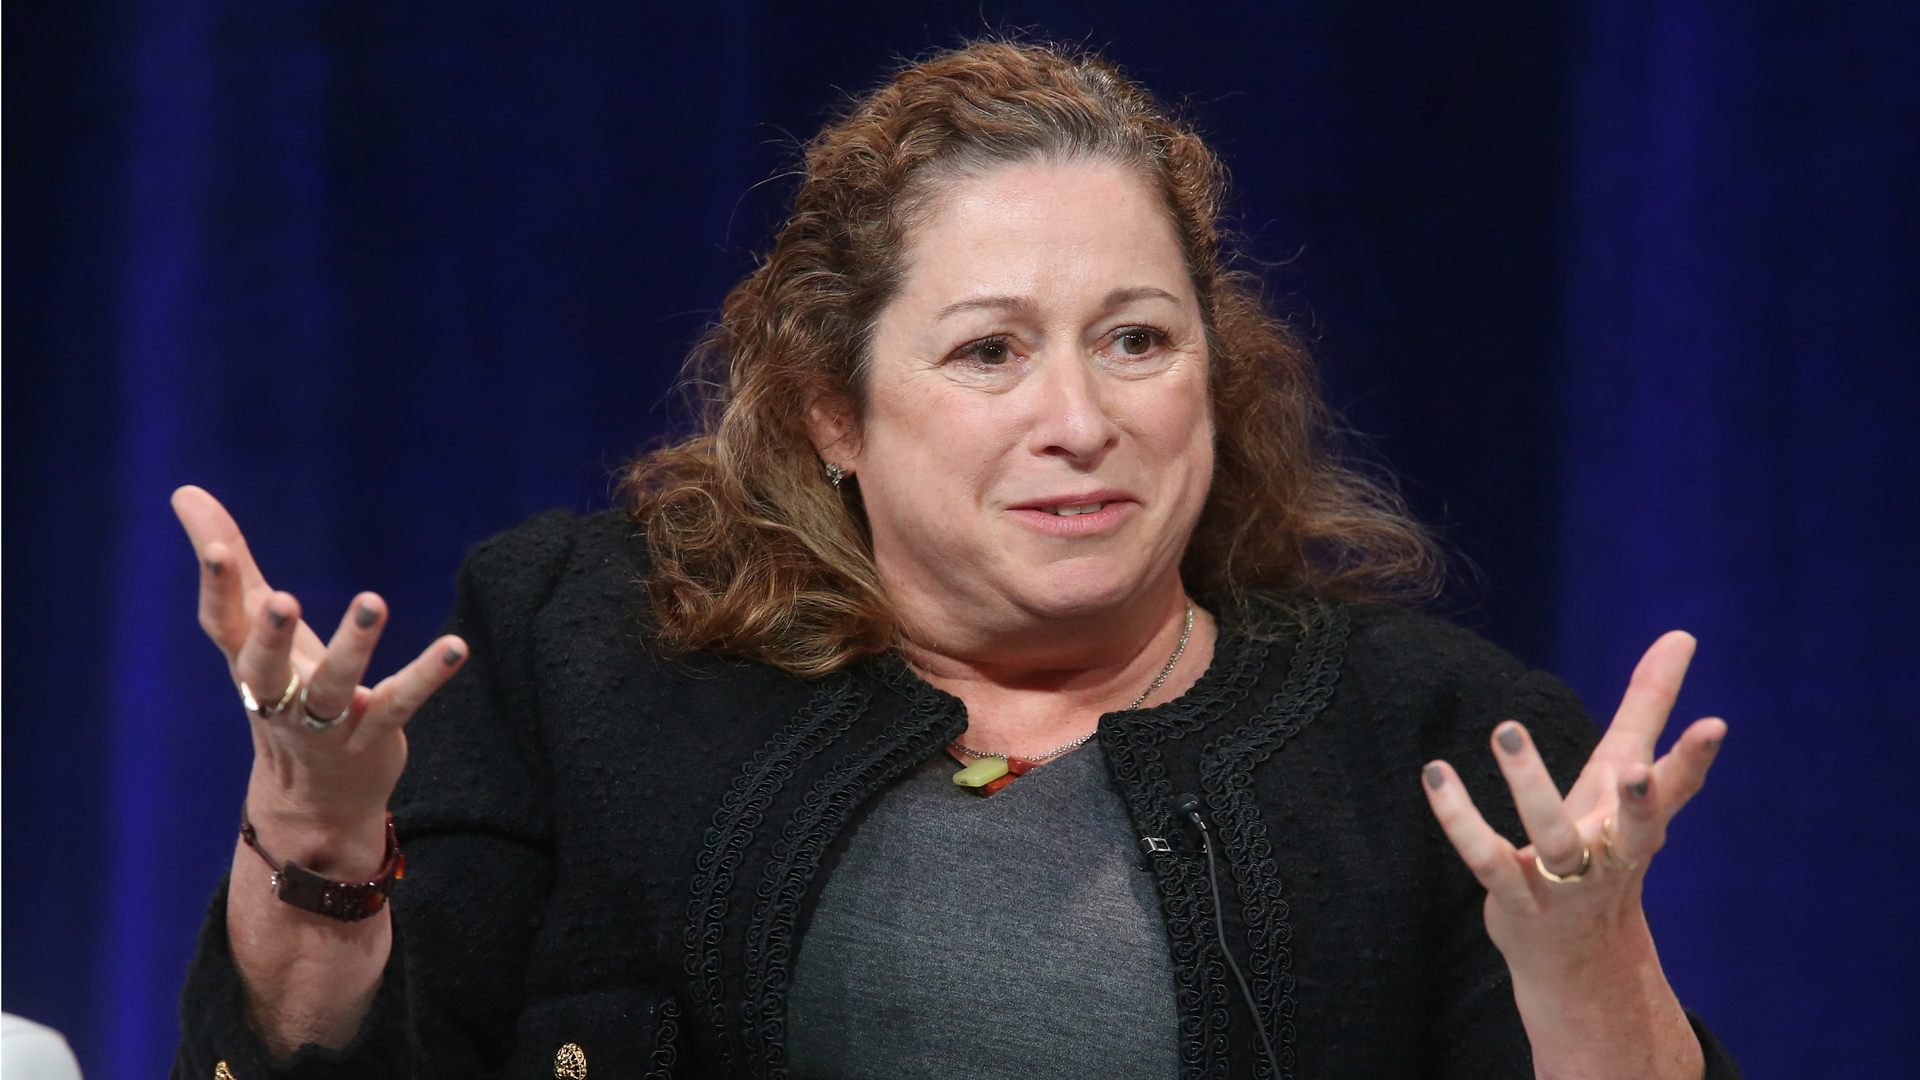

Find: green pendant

[951,757,1011,788]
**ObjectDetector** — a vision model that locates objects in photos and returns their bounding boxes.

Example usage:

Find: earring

[824,462,845,488]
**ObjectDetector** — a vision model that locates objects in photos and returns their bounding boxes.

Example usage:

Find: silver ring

[300,693,350,731]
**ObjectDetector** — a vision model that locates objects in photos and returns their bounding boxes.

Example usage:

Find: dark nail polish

[442,647,463,666]
[1496,726,1523,755]
[355,603,378,629]
[1626,777,1649,800]
[204,559,224,575]
[267,609,289,629]
[1423,763,1445,790]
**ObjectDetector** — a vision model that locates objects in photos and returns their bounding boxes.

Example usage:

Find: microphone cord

[1183,796,1283,1079]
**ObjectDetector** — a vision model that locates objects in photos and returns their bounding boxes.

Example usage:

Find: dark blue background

[6,2,1916,1077]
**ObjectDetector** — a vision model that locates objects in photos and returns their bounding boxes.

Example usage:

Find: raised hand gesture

[170,485,467,1053]
[1421,631,1727,1080]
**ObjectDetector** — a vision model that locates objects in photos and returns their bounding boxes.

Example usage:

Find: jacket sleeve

[1411,626,1743,1080]
[172,511,583,1080]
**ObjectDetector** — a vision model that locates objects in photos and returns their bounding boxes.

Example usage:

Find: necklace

[950,603,1194,794]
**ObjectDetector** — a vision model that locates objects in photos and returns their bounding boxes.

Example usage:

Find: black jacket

[174,510,1742,1079]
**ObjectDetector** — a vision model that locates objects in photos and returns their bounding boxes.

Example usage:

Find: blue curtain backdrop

[4,1,1914,1077]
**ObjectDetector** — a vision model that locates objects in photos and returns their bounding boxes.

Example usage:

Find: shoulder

[1241,593,1598,778]
[1339,599,1598,782]
[1285,598,1558,706]
[1240,592,1530,686]
[454,509,644,613]
[1340,601,1528,686]
[461,507,642,585]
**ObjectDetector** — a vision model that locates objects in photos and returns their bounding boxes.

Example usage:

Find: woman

[171,40,1739,1079]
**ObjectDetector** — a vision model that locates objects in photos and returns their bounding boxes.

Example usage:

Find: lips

[1007,489,1137,534]
[1010,488,1134,515]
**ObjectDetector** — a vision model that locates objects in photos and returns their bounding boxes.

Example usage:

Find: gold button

[214,1063,236,1080]
[554,1041,587,1079]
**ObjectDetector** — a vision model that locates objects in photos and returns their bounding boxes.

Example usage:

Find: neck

[900,585,1217,760]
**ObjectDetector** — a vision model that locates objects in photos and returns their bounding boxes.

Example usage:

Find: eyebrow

[935,294,1036,321]
[1099,286,1182,310]
[933,285,1182,322]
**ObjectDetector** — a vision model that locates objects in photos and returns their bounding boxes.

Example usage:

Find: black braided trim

[1198,599,1351,1080]
[644,996,683,1080]
[742,662,967,1079]
[1105,632,1272,1080]
[682,677,871,1072]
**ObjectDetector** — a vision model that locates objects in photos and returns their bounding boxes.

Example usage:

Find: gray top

[784,745,1180,1080]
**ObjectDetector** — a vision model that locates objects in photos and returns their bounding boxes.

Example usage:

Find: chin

[1006,559,1164,621]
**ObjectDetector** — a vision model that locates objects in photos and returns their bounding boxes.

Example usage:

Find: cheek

[1133,369,1215,470]
[864,380,968,466]
[856,380,1010,512]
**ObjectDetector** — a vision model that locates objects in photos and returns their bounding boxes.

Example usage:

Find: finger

[304,593,389,721]
[1597,630,1696,761]
[234,591,302,712]
[173,487,329,662]
[1420,760,1529,900]
[1610,717,1725,866]
[1610,755,1667,867]
[1642,717,1727,823]
[360,635,468,731]
[171,486,272,597]
[1490,721,1589,877]
[195,539,250,656]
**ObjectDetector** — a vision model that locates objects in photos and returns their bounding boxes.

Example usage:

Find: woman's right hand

[171,485,467,1054]
[172,485,467,844]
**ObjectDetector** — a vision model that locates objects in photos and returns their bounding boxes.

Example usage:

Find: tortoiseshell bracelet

[238,809,404,922]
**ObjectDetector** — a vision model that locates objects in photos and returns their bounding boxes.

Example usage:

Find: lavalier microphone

[1175,792,1282,1078]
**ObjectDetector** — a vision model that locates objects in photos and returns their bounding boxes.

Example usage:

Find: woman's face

[832,157,1214,645]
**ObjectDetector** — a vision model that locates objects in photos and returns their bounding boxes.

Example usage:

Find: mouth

[1008,490,1137,534]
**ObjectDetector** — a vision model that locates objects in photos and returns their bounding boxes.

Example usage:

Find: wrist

[239,805,404,922]
[242,790,391,879]
[1506,913,1701,1080]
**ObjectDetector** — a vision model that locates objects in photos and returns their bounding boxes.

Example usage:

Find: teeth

[1047,503,1106,516]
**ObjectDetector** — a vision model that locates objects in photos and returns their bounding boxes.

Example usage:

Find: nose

[1026,351,1119,464]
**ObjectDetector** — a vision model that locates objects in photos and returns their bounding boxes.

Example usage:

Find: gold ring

[239,667,303,717]
[1535,846,1591,884]
[1600,815,1639,872]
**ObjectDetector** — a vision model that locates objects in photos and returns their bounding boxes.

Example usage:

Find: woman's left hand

[1422,630,1726,1080]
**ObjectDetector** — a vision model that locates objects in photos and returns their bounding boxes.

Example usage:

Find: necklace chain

[949,603,1194,764]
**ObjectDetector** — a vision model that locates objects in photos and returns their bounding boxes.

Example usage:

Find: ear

[806,397,860,469]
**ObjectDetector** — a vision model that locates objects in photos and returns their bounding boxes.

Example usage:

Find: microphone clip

[1137,793,1212,870]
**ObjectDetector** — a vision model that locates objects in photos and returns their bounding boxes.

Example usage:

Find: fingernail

[355,603,378,629]
[204,559,224,575]
[442,647,463,666]
[267,608,289,629]
[1423,763,1445,790]
[1625,777,1649,800]
[1496,725,1523,755]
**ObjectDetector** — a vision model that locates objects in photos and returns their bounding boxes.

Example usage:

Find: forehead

[895,157,1192,307]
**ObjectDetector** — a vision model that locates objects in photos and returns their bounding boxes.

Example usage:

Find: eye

[956,336,1015,366]
[1110,326,1167,358]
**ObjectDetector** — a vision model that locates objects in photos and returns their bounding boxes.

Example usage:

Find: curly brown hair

[621,38,1440,677]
